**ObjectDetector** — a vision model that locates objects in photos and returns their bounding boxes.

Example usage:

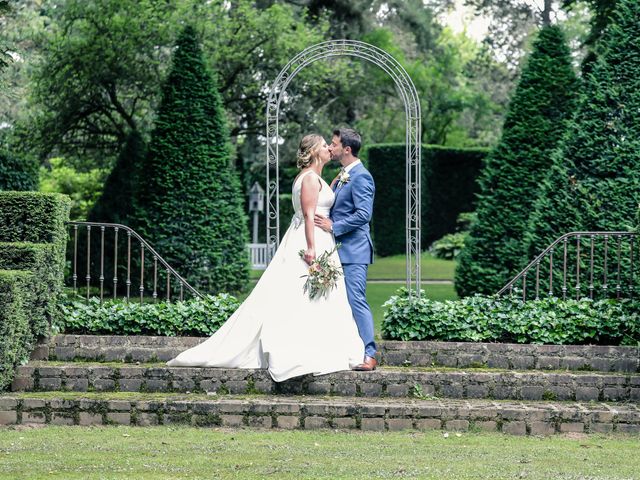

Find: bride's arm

[300,174,321,264]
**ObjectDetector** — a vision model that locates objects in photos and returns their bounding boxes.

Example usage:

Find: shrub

[0,271,35,391]
[369,144,487,257]
[455,25,578,297]
[429,212,473,260]
[0,149,39,191]
[39,157,107,220]
[429,232,466,260]
[382,288,640,346]
[134,26,249,293]
[0,242,59,337]
[0,191,71,335]
[56,293,240,337]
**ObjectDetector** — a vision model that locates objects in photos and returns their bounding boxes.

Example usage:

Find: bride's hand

[303,247,316,264]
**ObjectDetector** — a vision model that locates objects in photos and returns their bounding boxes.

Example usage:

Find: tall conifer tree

[88,130,145,224]
[526,0,640,262]
[135,26,249,293]
[456,25,578,296]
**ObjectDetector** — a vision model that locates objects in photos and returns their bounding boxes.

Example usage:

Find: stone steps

[1,393,638,435]
[11,361,640,402]
[36,335,640,373]
[12,335,639,436]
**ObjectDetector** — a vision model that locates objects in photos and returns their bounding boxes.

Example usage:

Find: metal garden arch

[265,39,422,297]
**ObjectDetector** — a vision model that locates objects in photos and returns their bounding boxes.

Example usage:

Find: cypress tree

[88,130,145,224]
[135,26,249,294]
[525,0,640,296]
[455,25,578,297]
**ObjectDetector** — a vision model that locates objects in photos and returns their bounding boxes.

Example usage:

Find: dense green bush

[382,288,640,346]
[57,294,240,337]
[39,157,107,220]
[429,212,473,260]
[134,26,249,293]
[0,149,39,191]
[369,144,487,257]
[0,243,58,337]
[0,271,35,391]
[455,26,578,297]
[0,191,71,335]
[429,232,466,260]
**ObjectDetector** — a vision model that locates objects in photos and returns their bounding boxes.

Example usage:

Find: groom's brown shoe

[353,356,377,371]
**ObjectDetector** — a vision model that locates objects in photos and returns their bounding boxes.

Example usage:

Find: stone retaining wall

[36,336,640,373]
[1,396,638,436]
[381,341,640,372]
[12,364,640,402]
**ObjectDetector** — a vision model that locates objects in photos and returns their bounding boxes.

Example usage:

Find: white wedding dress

[167,170,364,382]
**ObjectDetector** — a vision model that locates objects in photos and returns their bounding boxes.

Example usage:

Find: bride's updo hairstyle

[296,134,324,169]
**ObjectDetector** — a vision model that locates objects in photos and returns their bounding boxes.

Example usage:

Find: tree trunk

[542,0,553,26]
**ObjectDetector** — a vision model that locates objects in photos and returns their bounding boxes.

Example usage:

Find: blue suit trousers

[342,263,376,358]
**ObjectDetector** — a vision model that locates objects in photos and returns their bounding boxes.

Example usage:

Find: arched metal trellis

[265,39,422,297]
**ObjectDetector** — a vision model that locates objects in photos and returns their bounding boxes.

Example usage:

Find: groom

[315,128,377,371]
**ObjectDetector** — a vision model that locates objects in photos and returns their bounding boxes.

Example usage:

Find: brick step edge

[34,335,640,373]
[1,395,638,436]
[12,364,640,403]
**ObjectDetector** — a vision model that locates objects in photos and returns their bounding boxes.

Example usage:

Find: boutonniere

[337,170,350,188]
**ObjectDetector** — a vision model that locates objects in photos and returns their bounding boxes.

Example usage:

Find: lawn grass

[368,252,455,280]
[250,252,456,281]
[0,426,637,479]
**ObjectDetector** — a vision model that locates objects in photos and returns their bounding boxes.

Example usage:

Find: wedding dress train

[167,170,364,382]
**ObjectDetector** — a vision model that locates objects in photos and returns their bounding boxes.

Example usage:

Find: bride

[167,134,365,382]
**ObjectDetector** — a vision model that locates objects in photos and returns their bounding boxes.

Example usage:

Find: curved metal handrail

[66,221,203,301]
[498,231,637,299]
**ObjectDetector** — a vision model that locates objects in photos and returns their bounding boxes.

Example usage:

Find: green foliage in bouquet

[298,245,343,300]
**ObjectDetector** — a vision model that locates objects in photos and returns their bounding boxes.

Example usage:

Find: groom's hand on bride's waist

[314,214,333,233]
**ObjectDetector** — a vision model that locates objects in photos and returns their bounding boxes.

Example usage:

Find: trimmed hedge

[0,243,59,337]
[0,150,38,192]
[0,270,35,391]
[369,144,487,257]
[382,289,640,346]
[0,191,71,246]
[57,294,240,337]
[0,192,71,333]
[0,192,70,391]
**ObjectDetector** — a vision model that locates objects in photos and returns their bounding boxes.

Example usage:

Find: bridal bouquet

[298,245,343,300]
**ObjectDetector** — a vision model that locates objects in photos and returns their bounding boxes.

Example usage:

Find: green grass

[0,426,637,479]
[368,252,455,280]
[250,252,456,281]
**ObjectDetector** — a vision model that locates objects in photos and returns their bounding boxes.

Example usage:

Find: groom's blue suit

[330,162,376,358]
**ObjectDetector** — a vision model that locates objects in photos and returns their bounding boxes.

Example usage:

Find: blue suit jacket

[330,163,375,264]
